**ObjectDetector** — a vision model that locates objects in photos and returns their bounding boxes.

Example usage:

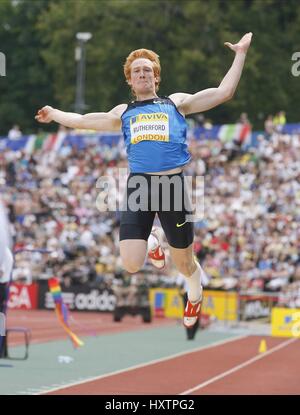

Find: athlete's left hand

[224,32,253,54]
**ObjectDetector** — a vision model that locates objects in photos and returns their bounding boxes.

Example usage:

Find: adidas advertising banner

[38,281,116,312]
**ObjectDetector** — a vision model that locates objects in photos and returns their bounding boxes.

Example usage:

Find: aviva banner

[149,289,238,320]
[271,307,300,338]
[202,290,238,321]
[149,288,183,318]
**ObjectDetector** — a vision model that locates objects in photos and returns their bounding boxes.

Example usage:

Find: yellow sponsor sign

[271,307,300,338]
[149,289,238,320]
[202,290,238,321]
[149,288,183,318]
[164,289,183,318]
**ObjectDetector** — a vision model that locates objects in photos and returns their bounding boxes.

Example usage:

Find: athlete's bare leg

[169,242,203,303]
[119,239,148,273]
[169,242,196,276]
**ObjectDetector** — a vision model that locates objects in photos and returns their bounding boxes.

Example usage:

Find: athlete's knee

[122,258,143,274]
[123,264,142,274]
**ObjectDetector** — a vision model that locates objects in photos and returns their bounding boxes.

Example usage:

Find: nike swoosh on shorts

[176,221,187,228]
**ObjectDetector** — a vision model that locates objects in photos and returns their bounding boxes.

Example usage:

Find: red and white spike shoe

[148,228,165,270]
[183,297,202,328]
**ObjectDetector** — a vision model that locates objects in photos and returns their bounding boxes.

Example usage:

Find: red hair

[123,49,161,94]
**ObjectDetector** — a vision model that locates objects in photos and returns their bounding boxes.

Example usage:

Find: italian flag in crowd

[24,131,66,154]
[218,123,251,144]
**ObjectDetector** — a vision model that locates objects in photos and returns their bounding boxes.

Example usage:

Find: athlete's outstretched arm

[35,104,127,131]
[171,32,253,115]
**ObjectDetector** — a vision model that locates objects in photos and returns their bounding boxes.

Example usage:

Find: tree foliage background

[0,0,300,134]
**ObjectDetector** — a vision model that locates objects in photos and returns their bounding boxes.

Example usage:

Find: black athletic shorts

[119,172,194,249]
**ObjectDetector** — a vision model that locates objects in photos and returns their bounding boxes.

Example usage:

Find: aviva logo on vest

[131,113,168,124]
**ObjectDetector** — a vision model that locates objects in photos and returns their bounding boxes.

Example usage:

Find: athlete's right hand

[35,106,55,123]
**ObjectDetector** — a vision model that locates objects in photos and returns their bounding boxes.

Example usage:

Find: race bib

[130,113,169,144]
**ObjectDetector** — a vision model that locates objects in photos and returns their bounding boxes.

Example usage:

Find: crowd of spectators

[0,115,299,303]
[188,130,299,295]
[264,111,287,138]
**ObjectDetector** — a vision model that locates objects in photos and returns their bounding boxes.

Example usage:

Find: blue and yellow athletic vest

[121,96,191,172]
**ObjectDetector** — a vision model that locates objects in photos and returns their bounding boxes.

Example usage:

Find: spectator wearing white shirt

[8,125,22,140]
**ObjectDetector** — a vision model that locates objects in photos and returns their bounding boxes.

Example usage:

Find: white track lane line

[179,337,298,395]
[34,334,248,395]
